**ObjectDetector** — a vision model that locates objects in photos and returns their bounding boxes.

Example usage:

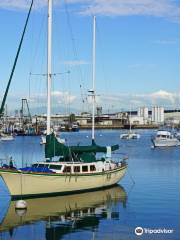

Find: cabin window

[38,164,47,168]
[89,208,95,213]
[82,209,88,213]
[63,166,71,173]
[49,165,62,170]
[32,164,38,168]
[74,166,80,173]
[82,165,88,172]
[90,165,96,171]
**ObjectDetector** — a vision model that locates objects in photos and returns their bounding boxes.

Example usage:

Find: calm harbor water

[0,129,180,240]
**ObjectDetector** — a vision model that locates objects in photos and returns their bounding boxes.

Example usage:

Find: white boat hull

[0,166,127,198]
[0,136,14,141]
[152,138,180,147]
[120,133,140,139]
[152,130,180,147]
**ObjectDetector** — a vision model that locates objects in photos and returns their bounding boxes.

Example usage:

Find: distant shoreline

[80,125,158,129]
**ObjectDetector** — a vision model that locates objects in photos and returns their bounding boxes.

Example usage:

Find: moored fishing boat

[151,130,180,147]
[71,122,80,132]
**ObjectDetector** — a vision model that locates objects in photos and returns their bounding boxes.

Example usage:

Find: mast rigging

[0,0,34,118]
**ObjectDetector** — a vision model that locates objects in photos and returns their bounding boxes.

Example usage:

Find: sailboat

[120,109,140,139]
[0,1,127,199]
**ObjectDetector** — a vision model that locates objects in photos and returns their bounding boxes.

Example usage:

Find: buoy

[15,200,27,210]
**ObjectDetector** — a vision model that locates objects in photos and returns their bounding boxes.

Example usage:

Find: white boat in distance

[120,131,140,140]
[120,109,140,140]
[174,131,180,138]
[0,133,14,141]
[151,130,180,147]
[0,1,127,199]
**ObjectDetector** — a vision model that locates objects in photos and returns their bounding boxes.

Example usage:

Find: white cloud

[51,91,62,97]
[66,0,180,20]
[100,90,180,110]
[3,89,180,113]
[150,90,177,104]
[87,95,100,104]
[1,0,180,22]
[150,90,171,98]
[0,0,60,10]
[129,99,143,106]
[35,90,77,104]
[0,0,45,10]
[13,91,77,105]
[55,91,77,104]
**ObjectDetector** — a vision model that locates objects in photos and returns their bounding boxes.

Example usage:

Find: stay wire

[64,0,88,111]
[28,5,46,98]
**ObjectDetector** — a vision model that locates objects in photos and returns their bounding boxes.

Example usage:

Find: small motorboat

[151,130,180,147]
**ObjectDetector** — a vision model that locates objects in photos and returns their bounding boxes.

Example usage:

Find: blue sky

[1,0,180,114]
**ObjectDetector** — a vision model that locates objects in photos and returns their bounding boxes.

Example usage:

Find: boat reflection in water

[0,185,127,239]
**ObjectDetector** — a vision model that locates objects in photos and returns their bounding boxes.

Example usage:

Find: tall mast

[47,0,52,135]
[92,16,96,144]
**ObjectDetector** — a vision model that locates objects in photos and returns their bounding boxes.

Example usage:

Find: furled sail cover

[45,133,119,160]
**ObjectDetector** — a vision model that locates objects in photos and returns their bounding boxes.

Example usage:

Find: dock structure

[1,108,180,133]
[1,111,171,133]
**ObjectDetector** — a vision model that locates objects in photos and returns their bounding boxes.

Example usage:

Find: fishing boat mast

[47,0,52,135]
